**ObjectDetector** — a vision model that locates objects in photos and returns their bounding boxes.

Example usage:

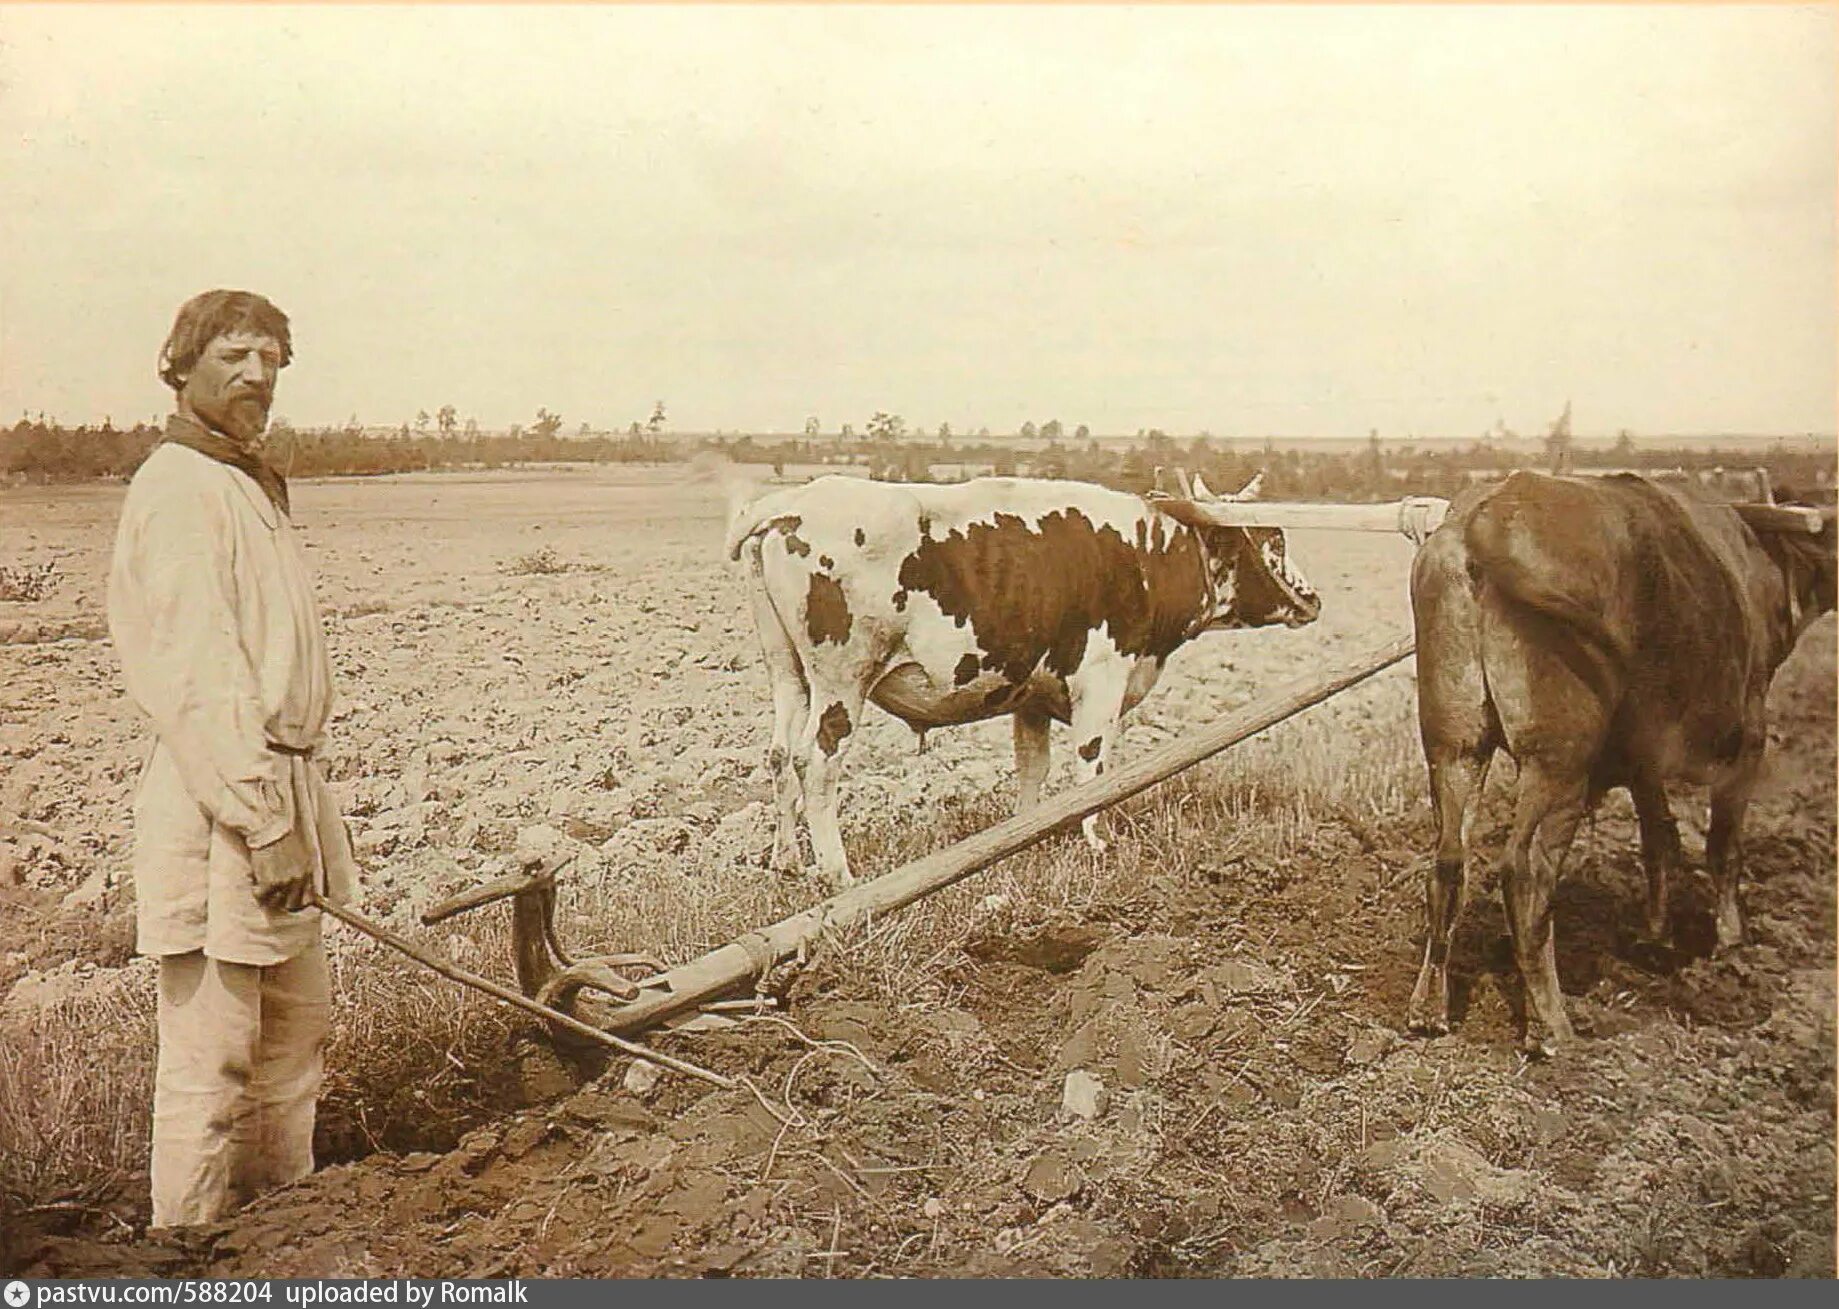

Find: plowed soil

[3,466,1832,1277]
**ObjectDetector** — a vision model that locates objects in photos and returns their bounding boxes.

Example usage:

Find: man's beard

[223,393,271,443]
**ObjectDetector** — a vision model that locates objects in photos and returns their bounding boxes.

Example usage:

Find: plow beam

[597,631,1418,1037]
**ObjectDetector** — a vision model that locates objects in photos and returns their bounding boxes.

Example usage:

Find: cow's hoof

[1521,1028,1574,1060]
[1405,970,1448,1036]
[1405,1011,1450,1038]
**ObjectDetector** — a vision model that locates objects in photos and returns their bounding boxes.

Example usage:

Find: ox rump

[725,472,1323,885]
[1408,471,1836,1055]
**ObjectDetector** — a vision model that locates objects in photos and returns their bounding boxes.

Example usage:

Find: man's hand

[250,825,315,912]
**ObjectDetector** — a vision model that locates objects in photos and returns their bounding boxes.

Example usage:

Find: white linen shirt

[108,441,357,964]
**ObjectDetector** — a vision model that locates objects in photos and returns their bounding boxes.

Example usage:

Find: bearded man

[107,289,358,1227]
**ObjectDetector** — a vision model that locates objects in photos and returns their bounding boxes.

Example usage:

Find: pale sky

[1,3,1833,438]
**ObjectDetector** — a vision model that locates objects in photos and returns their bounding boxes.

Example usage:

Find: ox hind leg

[1629,773,1682,948]
[797,681,871,887]
[1479,628,1607,1056]
[1407,746,1492,1036]
[1707,733,1766,953]
[746,548,811,874]
[1499,759,1592,1056]
[1407,529,1498,1036]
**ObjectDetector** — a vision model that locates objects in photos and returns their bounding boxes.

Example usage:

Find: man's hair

[158,289,293,392]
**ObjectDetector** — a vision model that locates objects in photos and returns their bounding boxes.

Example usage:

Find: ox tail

[1462,493,1632,701]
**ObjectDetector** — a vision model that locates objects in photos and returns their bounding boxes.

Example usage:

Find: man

[107,289,357,1227]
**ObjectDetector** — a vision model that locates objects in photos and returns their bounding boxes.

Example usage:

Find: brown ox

[725,473,1322,884]
[1408,471,1835,1054]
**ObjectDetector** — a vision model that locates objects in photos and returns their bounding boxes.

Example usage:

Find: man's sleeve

[107,479,294,847]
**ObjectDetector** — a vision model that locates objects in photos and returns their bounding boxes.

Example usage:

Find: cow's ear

[1229,472,1264,502]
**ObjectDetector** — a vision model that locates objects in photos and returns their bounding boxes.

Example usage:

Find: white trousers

[150,943,330,1227]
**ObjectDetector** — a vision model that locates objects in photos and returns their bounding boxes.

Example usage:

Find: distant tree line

[0,419,163,480]
[266,423,675,476]
[0,418,675,481]
[714,430,1837,506]
[3,416,1832,506]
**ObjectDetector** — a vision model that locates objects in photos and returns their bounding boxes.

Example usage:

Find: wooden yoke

[1153,493,1453,544]
[1732,503,1828,536]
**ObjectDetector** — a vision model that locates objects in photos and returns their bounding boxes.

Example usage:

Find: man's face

[178,330,282,443]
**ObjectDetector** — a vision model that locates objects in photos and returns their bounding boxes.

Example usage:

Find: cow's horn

[1191,472,1216,500]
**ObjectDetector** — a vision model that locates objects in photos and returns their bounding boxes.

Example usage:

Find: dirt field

[2,465,1833,1277]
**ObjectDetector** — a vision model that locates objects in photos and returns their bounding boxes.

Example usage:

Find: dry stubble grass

[0,926,527,1213]
[0,984,155,1212]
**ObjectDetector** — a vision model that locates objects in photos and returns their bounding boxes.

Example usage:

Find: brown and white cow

[1409,471,1836,1054]
[725,473,1322,884]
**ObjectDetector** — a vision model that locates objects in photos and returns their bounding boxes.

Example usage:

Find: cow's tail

[1462,492,1633,679]
[723,483,807,562]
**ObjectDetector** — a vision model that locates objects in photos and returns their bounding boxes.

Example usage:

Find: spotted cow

[725,474,1322,884]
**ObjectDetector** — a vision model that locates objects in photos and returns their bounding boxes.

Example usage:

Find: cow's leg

[1012,709,1051,812]
[1407,747,1491,1036]
[1066,664,1129,855]
[1407,529,1496,1038]
[1629,774,1681,947]
[767,681,810,876]
[1408,520,1499,1037]
[1499,759,1588,1056]
[746,560,810,874]
[1707,747,1764,953]
[798,684,870,887]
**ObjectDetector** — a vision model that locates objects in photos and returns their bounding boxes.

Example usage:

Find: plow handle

[419,853,571,926]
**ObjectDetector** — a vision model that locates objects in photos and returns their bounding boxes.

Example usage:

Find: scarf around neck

[162,412,290,516]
